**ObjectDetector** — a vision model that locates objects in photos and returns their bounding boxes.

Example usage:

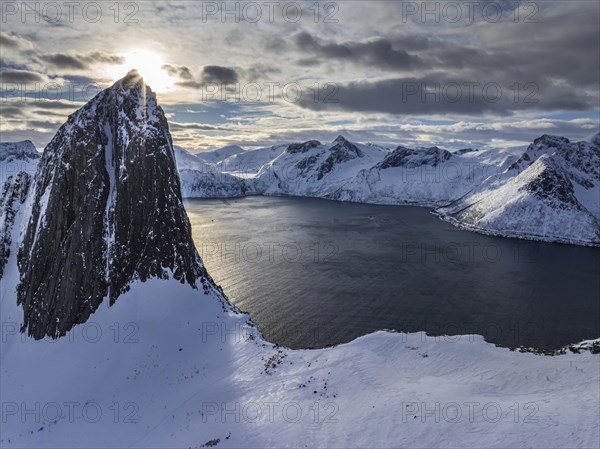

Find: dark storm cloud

[40,54,86,70]
[162,64,193,80]
[0,105,25,118]
[297,75,595,116]
[201,66,239,84]
[294,32,422,70]
[0,69,46,83]
[40,52,125,70]
[169,121,229,131]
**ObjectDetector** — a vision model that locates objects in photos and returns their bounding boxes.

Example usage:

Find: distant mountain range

[174,133,600,246]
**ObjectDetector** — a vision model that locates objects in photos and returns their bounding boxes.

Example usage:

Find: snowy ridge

[196,144,245,164]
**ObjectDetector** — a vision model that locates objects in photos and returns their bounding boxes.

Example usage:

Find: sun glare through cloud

[108,49,174,92]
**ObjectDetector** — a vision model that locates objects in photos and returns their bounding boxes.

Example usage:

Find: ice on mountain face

[13,70,209,339]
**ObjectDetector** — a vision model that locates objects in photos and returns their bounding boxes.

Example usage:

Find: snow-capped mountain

[195,144,245,164]
[174,145,248,197]
[0,140,40,185]
[436,134,600,245]
[4,70,209,339]
[217,143,287,173]
[254,136,389,197]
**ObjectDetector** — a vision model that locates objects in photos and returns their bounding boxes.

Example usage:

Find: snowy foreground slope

[2,278,599,448]
[179,133,600,246]
[1,75,599,448]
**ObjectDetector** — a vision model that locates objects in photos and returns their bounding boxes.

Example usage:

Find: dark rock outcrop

[286,140,321,154]
[16,70,207,339]
[378,146,452,170]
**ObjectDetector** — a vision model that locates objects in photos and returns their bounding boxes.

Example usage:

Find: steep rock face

[0,172,32,277]
[16,71,207,339]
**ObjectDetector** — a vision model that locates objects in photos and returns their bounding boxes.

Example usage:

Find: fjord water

[185,196,599,350]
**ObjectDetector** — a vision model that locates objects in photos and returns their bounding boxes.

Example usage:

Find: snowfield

[1,275,599,449]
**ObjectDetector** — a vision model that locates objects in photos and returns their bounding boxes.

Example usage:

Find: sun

[108,49,174,92]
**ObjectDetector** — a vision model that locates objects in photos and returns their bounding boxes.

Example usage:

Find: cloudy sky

[1,0,598,151]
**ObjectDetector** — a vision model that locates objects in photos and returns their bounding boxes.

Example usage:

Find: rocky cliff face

[15,70,207,339]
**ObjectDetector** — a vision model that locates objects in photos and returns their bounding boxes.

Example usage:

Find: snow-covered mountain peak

[0,140,40,162]
[333,134,349,143]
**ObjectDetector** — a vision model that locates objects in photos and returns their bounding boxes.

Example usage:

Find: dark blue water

[185,196,600,350]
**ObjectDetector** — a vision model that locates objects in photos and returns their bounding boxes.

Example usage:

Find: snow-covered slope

[1,277,599,449]
[196,144,245,164]
[217,144,288,174]
[330,145,517,206]
[436,134,600,245]
[174,146,248,197]
[0,140,40,185]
